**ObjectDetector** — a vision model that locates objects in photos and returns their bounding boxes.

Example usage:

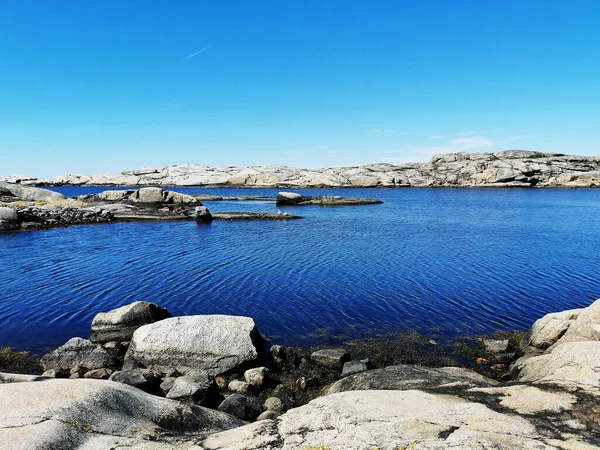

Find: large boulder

[526,308,584,349]
[0,182,65,202]
[0,207,19,231]
[0,377,243,448]
[41,338,116,373]
[550,298,600,347]
[123,315,262,376]
[516,341,600,391]
[133,187,165,203]
[275,191,304,205]
[90,301,172,344]
[201,390,555,449]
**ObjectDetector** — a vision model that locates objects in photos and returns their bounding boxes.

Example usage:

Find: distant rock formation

[5,150,600,187]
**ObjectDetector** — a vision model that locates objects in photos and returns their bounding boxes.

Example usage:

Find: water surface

[1,187,599,352]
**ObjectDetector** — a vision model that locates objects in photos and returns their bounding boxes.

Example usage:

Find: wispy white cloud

[450,136,496,149]
[182,45,210,60]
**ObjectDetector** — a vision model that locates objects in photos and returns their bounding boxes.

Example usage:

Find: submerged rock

[90,301,172,344]
[123,315,262,376]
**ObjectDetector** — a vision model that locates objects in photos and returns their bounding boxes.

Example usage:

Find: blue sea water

[1,187,599,353]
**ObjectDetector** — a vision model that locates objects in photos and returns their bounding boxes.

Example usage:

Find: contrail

[182,45,210,60]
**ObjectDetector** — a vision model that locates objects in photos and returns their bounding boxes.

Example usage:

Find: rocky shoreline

[0,183,386,232]
[1,298,599,448]
[4,150,600,188]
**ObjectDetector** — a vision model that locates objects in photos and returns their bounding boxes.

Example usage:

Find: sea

[1,186,599,353]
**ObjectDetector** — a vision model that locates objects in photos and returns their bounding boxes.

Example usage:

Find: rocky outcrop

[0,182,65,201]
[0,207,19,231]
[0,378,242,449]
[90,301,172,344]
[13,150,600,187]
[276,191,383,206]
[77,187,201,205]
[123,315,263,376]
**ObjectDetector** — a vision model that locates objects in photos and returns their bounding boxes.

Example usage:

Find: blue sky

[1,1,599,177]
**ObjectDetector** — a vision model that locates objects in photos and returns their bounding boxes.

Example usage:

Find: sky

[1,1,599,178]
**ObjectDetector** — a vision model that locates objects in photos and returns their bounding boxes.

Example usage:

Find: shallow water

[1,186,599,353]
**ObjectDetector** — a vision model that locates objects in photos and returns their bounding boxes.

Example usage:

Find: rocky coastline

[4,150,600,188]
[1,298,599,448]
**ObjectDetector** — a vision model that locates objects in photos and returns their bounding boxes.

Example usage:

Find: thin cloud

[450,136,495,149]
[182,45,210,60]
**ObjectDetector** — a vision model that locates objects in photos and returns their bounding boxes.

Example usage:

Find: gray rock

[109,368,162,396]
[327,364,497,394]
[202,390,556,450]
[0,378,243,448]
[166,373,212,404]
[41,338,116,372]
[228,380,251,394]
[244,367,268,388]
[83,368,113,379]
[256,410,280,421]
[0,182,65,202]
[311,348,351,369]
[341,360,368,377]
[263,396,285,413]
[550,298,600,347]
[527,308,583,349]
[123,315,262,376]
[159,376,177,395]
[134,186,165,203]
[195,205,213,222]
[483,339,510,353]
[217,394,263,421]
[0,207,19,231]
[90,301,172,344]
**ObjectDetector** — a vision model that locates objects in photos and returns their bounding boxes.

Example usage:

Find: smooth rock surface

[0,378,243,449]
[123,315,261,376]
[90,301,172,344]
[527,308,584,349]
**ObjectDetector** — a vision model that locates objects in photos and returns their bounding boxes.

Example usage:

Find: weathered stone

[0,378,243,448]
[244,367,269,388]
[217,394,263,421]
[269,345,303,369]
[228,380,251,394]
[256,410,280,421]
[0,207,19,231]
[527,308,583,349]
[90,301,172,344]
[109,369,162,396]
[483,339,510,353]
[517,341,600,391]
[341,360,368,377]
[328,364,497,394]
[166,373,212,404]
[159,376,177,395]
[123,315,262,376]
[134,187,165,203]
[41,369,57,378]
[0,182,65,202]
[195,205,213,222]
[551,298,600,347]
[83,368,113,379]
[263,396,285,413]
[200,420,280,450]
[311,348,351,369]
[41,338,116,372]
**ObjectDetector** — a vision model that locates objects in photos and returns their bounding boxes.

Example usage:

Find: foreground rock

[276,191,383,206]
[90,301,172,344]
[16,150,600,187]
[123,315,262,376]
[201,390,574,449]
[0,377,242,449]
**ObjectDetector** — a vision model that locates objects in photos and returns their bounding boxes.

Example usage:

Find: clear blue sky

[1,1,599,177]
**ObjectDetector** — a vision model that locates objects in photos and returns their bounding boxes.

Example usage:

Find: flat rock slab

[211,212,302,220]
[200,390,556,449]
[327,364,497,394]
[0,378,242,449]
[123,315,261,376]
[90,301,172,344]
[276,191,382,206]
